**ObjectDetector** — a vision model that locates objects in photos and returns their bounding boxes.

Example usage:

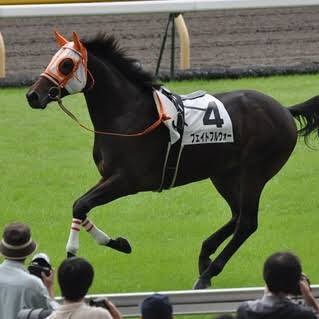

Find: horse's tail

[288,96,319,142]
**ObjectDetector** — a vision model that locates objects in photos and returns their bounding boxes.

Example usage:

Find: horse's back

[215,89,294,126]
[175,89,297,185]
[214,89,297,144]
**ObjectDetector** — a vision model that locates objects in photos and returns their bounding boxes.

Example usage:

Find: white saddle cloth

[154,90,234,145]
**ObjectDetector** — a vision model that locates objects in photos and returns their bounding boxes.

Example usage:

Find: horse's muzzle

[26,89,47,109]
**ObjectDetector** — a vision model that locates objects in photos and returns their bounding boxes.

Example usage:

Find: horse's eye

[58,58,74,75]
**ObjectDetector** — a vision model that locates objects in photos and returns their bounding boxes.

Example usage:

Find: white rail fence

[2,0,319,17]
[0,32,5,78]
[58,286,319,317]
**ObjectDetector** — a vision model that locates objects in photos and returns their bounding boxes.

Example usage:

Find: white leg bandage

[66,218,81,255]
[82,218,111,245]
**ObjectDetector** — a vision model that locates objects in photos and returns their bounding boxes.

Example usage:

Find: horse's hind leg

[198,173,240,275]
[194,169,266,289]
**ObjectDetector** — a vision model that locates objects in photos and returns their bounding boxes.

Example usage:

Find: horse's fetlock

[96,237,108,245]
[210,260,224,276]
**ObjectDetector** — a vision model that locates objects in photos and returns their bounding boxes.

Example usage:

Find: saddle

[157,88,206,192]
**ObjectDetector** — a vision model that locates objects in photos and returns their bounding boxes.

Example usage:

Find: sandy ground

[1,6,319,85]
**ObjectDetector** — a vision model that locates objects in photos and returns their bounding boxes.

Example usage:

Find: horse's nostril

[27,91,40,102]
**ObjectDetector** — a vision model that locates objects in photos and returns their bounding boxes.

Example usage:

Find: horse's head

[26,31,89,109]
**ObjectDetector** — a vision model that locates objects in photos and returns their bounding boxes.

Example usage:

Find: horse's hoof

[106,237,132,254]
[67,252,76,258]
[193,277,211,290]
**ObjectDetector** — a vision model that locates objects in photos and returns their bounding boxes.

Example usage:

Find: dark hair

[58,257,94,301]
[263,251,302,295]
[141,294,173,319]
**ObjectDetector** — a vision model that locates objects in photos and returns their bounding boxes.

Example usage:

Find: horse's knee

[250,220,258,233]
[200,219,237,257]
[72,199,89,220]
[236,218,258,237]
[246,218,258,234]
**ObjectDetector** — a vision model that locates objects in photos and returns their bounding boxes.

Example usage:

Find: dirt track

[1,6,319,85]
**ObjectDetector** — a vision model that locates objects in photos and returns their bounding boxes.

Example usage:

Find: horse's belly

[174,143,239,186]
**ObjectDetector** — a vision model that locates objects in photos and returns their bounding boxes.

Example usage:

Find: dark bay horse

[26,32,319,289]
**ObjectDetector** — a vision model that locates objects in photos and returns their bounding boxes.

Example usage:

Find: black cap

[141,294,173,319]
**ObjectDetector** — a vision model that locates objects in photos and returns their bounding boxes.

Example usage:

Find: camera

[17,308,53,319]
[89,297,110,310]
[28,253,52,279]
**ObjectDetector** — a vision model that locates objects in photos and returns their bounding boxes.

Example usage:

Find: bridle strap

[41,72,61,87]
[41,64,94,94]
[57,91,169,137]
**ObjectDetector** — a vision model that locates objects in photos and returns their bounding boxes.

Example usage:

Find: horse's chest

[97,159,106,176]
[93,144,113,177]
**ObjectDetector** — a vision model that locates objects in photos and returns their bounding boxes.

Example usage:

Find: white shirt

[47,301,112,319]
[0,259,57,319]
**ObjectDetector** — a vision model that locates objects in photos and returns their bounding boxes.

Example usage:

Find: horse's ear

[54,31,68,47]
[72,32,83,51]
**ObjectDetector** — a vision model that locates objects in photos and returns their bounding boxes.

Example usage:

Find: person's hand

[104,299,122,319]
[299,274,319,312]
[41,269,55,299]
[300,275,311,296]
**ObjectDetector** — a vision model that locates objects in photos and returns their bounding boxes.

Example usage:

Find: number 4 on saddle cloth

[154,87,234,192]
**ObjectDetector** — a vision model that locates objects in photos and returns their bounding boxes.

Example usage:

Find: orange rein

[56,90,170,137]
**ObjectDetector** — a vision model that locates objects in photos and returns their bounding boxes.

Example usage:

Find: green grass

[1,75,319,311]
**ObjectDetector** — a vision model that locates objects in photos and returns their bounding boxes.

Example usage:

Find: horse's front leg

[66,172,132,257]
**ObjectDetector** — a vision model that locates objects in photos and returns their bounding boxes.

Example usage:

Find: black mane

[82,33,160,90]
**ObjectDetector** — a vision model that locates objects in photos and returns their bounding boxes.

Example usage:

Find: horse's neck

[84,59,157,132]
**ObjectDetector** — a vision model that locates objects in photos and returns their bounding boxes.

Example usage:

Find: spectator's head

[141,294,173,319]
[58,257,94,302]
[263,251,302,295]
[0,222,37,261]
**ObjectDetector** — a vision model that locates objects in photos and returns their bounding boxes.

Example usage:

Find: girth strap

[158,89,185,192]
